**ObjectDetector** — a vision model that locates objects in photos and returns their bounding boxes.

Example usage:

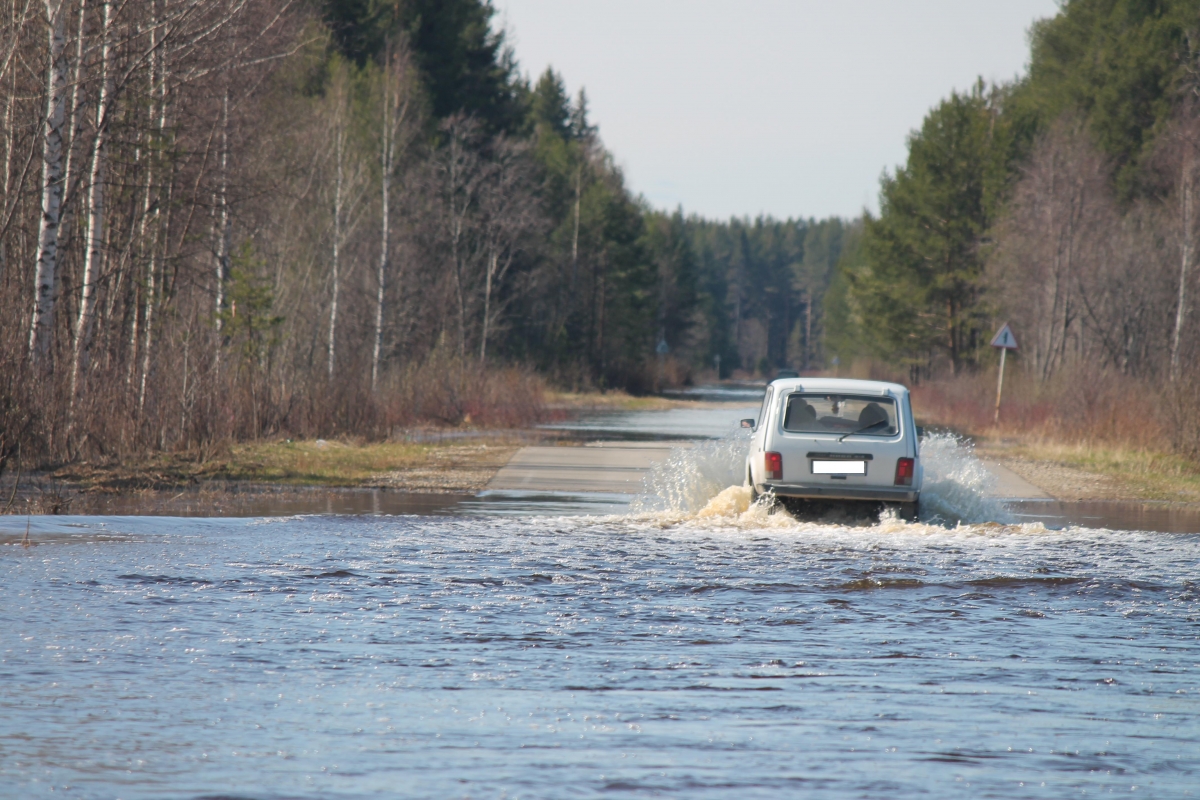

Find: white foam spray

[630,431,751,515]
[631,430,1013,525]
[917,432,1015,524]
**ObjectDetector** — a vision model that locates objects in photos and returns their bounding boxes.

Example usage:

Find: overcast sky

[494,0,1062,221]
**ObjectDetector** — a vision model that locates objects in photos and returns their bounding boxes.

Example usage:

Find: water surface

[3,509,1199,799]
[3,406,1200,798]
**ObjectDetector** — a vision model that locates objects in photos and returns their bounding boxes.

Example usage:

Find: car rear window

[781,393,898,436]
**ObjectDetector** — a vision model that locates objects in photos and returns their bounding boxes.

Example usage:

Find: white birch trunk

[480,251,494,362]
[29,0,70,365]
[1171,148,1193,382]
[1,65,12,284]
[2,57,13,202]
[69,0,111,399]
[128,134,153,388]
[372,63,393,392]
[328,120,344,380]
[60,0,86,223]
[139,19,166,412]
[446,129,470,361]
[215,88,231,335]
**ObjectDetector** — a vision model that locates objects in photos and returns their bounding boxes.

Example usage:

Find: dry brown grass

[903,364,1200,501]
[222,438,519,489]
[44,436,522,493]
[911,367,1171,449]
[987,439,1200,502]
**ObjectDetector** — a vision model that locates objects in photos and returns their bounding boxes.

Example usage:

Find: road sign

[990,323,1018,350]
[990,323,1017,423]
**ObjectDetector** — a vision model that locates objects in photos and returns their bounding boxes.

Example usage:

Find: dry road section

[488,442,1048,500]
[488,442,681,494]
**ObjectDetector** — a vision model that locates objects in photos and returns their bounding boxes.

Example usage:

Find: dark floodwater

[3,511,1200,799]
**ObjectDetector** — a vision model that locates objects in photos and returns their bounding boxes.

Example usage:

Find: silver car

[743,377,922,520]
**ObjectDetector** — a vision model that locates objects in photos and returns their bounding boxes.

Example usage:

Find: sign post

[990,323,1018,423]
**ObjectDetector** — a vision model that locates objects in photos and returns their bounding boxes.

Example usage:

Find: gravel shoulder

[973,439,1200,504]
[977,448,1129,501]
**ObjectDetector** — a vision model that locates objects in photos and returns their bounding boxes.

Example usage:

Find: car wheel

[898,501,919,522]
[746,468,759,503]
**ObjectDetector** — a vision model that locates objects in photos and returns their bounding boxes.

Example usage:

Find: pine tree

[852,84,1015,373]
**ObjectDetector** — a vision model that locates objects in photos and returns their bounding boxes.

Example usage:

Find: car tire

[898,500,919,522]
[746,469,759,503]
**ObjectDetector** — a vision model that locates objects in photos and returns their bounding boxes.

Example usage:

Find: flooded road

[3,403,1200,798]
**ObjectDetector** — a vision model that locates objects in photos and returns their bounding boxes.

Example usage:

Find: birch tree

[324,61,366,380]
[437,115,487,360]
[69,0,112,399]
[29,0,71,365]
[477,138,538,362]
[372,42,415,391]
[1167,116,1200,381]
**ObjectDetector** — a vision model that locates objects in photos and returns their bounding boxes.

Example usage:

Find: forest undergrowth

[0,346,551,480]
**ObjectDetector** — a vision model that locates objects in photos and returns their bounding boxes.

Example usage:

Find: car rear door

[774,391,911,488]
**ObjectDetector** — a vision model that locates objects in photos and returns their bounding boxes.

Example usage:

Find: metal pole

[994,347,1007,424]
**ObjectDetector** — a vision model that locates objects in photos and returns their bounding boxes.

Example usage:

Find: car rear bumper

[760,483,919,503]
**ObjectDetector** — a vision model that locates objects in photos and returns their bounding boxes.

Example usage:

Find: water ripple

[2,511,1199,798]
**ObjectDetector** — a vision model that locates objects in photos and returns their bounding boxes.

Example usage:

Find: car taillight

[894,457,914,486]
[764,452,783,480]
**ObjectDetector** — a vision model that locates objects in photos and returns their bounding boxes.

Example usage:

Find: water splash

[918,432,1015,525]
[696,485,754,517]
[631,431,751,514]
[632,429,1013,525]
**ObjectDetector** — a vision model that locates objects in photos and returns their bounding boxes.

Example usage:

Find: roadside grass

[222,440,440,486]
[221,438,520,486]
[993,439,1200,502]
[49,437,521,491]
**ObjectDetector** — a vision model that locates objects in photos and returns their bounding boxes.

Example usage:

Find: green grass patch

[1005,440,1200,502]
[221,439,442,486]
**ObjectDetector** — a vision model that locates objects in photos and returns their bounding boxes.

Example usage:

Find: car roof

[765,377,909,397]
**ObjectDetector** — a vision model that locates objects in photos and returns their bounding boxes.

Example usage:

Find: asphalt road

[487,442,1050,500]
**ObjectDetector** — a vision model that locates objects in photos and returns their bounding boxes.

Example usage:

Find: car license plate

[812,460,866,475]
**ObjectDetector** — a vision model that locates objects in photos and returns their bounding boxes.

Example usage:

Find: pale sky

[495,0,1062,220]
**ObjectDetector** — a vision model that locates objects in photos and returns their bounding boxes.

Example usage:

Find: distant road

[487,442,680,494]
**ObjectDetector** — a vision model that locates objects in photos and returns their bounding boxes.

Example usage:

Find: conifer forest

[2,0,1200,467]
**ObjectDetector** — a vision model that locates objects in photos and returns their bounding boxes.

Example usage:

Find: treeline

[15,0,1181,470]
[0,0,847,468]
[831,0,1200,404]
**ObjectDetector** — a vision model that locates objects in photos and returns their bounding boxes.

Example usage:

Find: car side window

[757,387,773,431]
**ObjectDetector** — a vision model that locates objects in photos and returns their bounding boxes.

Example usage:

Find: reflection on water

[74,487,474,518]
[1011,499,1200,534]
[663,382,767,403]
[540,403,760,441]
[3,511,1200,799]
[464,490,633,516]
